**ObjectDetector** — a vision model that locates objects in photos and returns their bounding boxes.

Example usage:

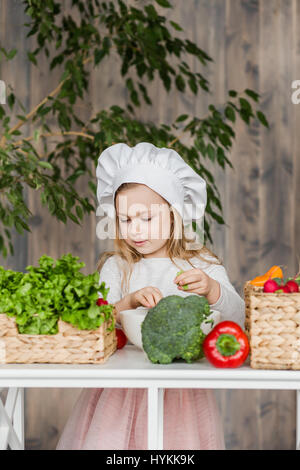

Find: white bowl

[119,307,221,351]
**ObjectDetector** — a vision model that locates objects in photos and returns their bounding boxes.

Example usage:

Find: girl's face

[115,184,171,258]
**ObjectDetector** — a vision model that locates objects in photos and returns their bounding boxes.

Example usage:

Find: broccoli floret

[141,294,212,364]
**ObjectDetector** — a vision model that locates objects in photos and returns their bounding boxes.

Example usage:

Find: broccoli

[141,294,213,364]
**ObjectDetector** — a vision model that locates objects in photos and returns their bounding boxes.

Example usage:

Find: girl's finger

[178,281,207,292]
[175,269,203,283]
[175,269,194,279]
[145,294,156,308]
[152,291,163,305]
[137,293,152,308]
[177,274,203,285]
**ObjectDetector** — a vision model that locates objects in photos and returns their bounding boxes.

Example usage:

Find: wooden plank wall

[0,0,299,450]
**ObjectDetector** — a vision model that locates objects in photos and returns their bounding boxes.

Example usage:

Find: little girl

[56,142,245,450]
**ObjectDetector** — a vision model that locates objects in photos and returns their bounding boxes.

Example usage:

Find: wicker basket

[244,280,300,369]
[0,308,117,364]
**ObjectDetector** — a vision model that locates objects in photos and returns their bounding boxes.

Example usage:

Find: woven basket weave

[244,280,300,369]
[0,308,117,364]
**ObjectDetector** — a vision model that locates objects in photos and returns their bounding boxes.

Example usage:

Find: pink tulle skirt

[56,387,226,450]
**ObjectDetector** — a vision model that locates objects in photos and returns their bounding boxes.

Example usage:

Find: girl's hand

[174,268,220,303]
[130,286,163,309]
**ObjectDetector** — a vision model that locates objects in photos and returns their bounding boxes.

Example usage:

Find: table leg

[0,388,24,450]
[148,387,164,450]
[297,390,300,450]
[14,388,25,449]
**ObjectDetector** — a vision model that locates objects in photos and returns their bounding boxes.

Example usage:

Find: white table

[1,344,300,450]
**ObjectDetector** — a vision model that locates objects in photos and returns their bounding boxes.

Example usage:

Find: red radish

[96,298,108,306]
[285,280,299,292]
[263,279,280,292]
[275,285,291,293]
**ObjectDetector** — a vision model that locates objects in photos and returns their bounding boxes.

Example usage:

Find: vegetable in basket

[0,253,115,334]
[250,263,300,293]
[263,277,300,293]
[141,294,213,364]
[250,265,283,286]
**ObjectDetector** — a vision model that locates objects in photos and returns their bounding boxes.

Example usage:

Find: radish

[263,279,280,293]
[284,280,299,292]
[275,285,291,293]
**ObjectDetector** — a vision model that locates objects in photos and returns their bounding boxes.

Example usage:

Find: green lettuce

[0,253,115,334]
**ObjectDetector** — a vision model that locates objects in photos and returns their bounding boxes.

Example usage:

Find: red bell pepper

[203,321,249,368]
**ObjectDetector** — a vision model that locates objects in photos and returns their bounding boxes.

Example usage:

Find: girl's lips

[133,240,147,245]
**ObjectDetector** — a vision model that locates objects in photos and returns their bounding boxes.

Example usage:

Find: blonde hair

[96,182,223,296]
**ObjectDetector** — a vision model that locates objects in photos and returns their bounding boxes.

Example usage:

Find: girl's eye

[120,217,152,223]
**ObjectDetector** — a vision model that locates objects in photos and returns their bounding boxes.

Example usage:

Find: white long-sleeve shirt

[98,254,245,331]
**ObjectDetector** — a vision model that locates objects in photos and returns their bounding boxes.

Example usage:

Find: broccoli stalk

[141,294,213,364]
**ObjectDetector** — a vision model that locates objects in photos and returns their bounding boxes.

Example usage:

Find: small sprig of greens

[0,253,115,334]
[176,270,189,290]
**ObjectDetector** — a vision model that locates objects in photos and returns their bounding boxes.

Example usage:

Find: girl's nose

[130,220,141,235]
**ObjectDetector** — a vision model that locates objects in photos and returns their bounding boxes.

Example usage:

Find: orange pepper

[250,265,283,286]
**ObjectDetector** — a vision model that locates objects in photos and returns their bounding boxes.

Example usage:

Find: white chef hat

[96,142,207,244]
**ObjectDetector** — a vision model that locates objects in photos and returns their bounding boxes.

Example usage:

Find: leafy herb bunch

[0,253,114,334]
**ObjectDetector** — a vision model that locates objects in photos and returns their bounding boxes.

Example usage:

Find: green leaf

[155,0,172,7]
[7,93,15,110]
[87,303,98,319]
[7,48,17,60]
[256,110,269,128]
[245,89,260,102]
[14,219,24,234]
[175,114,189,122]
[126,77,134,91]
[225,106,235,122]
[240,108,250,125]
[37,106,51,117]
[0,106,5,119]
[27,51,37,65]
[169,20,183,31]
[175,74,185,92]
[4,228,11,239]
[144,4,158,19]
[16,114,27,121]
[218,132,231,148]
[88,181,96,194]
[188,76,198,94]
[228,90,238,97]
[130,89,140,106]
[47,197,56,214]
[34,129,40,142]
[239,97,252,113]
[67,211,80,224]
[75,205,84,220]
[206,144,215,162]
[210,210,225,225]
[38,161,53,170]
[94,48,106,65]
